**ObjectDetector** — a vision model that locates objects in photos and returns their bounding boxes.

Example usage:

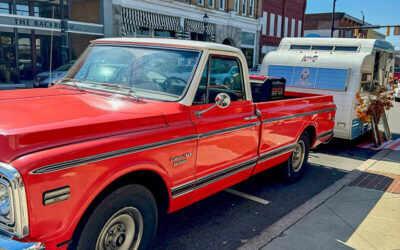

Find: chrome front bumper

[0,233,45,250]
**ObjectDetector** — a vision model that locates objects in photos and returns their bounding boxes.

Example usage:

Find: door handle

[244,115,259,120]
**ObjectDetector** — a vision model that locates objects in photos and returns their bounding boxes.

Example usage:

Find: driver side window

[193,55,245,105]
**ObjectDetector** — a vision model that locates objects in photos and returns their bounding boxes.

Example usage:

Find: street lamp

[330,0,337,37]
[203,13,209,41]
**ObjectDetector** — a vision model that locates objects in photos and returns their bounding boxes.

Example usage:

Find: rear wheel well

[69,170,169,249]
[303,125,316,147]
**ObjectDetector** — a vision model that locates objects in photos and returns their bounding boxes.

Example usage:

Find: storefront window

[0,2,10,14]
[241,48,254,68]
[136,27,150,37]
[154,29,175,38]
[0,32,17,83]
[241,32,255,46]
[190,32,205,41]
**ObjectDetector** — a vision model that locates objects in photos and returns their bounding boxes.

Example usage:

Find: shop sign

[0,13,103,36]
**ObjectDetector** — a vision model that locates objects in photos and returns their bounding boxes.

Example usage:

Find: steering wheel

[162,77,187,93]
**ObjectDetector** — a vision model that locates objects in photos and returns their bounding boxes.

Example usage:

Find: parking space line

[225,188,270,205]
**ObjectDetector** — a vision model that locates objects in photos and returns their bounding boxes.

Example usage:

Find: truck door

[189,54,260,202]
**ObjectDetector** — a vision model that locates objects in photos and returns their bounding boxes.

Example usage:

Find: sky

[306,0,400,49]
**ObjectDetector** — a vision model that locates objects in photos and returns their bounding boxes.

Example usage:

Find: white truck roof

[93,38,243,53]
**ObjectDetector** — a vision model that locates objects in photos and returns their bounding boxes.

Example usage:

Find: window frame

[209,0,215,8]
[291,18,295,37]
[219,0,225,10]
[192,54,247,105]
[249,0,254,17]
[277,15,282,38]
[198,0,204,6]
[297,20,302,37]
[241,0,247,16]
[269,13,275,36]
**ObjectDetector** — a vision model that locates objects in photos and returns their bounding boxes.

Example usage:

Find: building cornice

[113,0,262,32]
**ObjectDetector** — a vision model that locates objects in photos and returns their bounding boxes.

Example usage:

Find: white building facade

[101,0,262,68]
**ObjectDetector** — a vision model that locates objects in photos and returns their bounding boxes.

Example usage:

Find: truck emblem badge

[170,153,192,166]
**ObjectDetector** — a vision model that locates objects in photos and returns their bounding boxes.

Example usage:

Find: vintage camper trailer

[261,38,395,140]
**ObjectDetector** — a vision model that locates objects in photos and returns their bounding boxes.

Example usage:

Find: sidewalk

[240,149,400,250]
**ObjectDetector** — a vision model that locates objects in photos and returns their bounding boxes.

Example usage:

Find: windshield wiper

[59,78,83,92]
[97,83,141,102]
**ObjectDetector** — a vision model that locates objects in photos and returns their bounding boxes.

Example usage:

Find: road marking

[225,188,270,205]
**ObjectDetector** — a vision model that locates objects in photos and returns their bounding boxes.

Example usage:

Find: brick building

[304,12,385,40]
[259,0,307,60]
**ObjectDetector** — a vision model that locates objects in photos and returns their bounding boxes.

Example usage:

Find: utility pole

[361,11,365,37]
[12,0,20,83]
[60,0,69,64]
[330,0,337,37]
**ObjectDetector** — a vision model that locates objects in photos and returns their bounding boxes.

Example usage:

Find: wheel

[74,184,158,250]
[283,132,310,182]
[395,97,400,102]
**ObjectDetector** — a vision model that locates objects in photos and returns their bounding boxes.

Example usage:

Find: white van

[260,38,396,140]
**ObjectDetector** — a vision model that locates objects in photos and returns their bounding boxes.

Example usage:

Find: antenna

[49,6,55,86]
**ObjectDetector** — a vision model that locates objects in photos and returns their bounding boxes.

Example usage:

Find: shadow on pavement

[312,133,378,161]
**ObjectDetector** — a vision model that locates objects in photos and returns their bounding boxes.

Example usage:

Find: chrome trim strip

[30,134,198,174]
[262,108,337,124]
[195,158,257,189]
[43,186,71,205]
[171,180,195,198]
[258,143,296,163]
[316,129,335,140]
[198,122,260,139]
[170,157,258,198]
[0,233,44,250]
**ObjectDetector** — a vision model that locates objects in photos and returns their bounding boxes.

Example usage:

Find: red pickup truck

[0,38,335,249]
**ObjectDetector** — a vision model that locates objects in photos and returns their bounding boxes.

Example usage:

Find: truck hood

[0,87,168,162]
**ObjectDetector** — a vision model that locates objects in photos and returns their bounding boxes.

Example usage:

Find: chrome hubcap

[96,207,143,250]
[292,141,305,172]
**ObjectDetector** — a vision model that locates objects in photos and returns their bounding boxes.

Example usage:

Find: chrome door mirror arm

[194,93,231,118]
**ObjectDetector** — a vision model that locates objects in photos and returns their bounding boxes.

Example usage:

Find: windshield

[65,45,200,101]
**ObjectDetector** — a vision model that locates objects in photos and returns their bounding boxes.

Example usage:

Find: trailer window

[335,46,358,52]
[290,45,311,50]
[312,46,333,51]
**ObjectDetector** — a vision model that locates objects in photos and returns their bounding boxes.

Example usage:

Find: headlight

[0,182,11,221]
[0,163,29,238]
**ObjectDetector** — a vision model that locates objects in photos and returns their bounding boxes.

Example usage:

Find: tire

[395,97,400,102]
[74,184,158,250]
[283,132,310,182]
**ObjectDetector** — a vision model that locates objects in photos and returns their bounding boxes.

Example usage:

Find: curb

[238,149,392,250]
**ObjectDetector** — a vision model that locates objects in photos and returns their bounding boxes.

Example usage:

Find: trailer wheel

[75,184,157,250]
[283,132,309,182]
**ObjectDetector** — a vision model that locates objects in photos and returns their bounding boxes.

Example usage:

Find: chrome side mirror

[194,93,231,118]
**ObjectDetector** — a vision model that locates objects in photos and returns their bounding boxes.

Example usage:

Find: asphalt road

[152,134,379,250]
